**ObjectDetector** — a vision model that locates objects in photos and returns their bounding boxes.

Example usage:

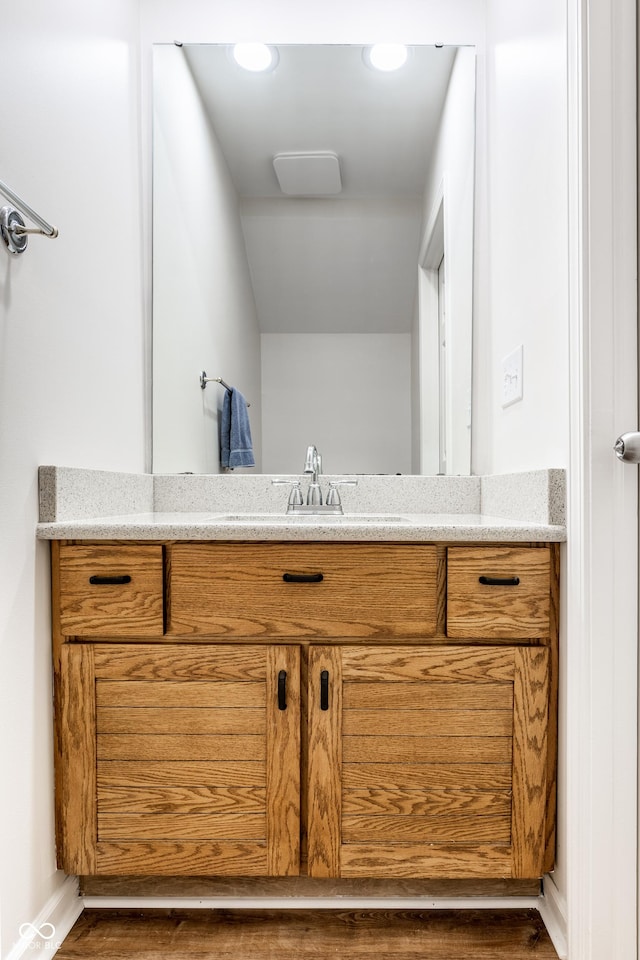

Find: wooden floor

[56,909,559,959]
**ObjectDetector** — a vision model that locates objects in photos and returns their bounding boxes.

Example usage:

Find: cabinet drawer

[167,543,438,639]
[58,545,164,637]
[446,547,551,639]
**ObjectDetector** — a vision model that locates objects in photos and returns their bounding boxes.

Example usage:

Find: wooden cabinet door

[58,643,300,876]
[307,645,549,880]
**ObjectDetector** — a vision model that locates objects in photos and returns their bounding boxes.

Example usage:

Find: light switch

[502,345,523,407]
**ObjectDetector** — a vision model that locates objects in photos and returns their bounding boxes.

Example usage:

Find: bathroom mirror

[152,43,475,475]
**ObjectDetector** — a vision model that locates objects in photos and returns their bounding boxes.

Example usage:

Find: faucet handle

[271,479,304,506]
[326,479,358,507]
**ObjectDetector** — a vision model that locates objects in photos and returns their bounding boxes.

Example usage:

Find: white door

[561,1,638,958]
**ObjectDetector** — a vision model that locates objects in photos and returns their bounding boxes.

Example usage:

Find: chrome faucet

[271,446,357,514]
[303,445,323,505]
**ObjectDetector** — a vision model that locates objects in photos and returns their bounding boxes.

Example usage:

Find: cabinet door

[307,645,549,879]
[58,643,300,876]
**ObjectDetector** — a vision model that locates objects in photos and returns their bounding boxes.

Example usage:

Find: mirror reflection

[152,43,475,475]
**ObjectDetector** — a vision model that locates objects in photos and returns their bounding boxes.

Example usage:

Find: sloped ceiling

[183,44,457,334]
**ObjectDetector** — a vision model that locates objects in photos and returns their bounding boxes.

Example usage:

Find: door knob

[614,432,640,463]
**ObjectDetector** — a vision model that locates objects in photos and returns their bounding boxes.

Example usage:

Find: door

[306,644,550,879]
[58,643,300,876]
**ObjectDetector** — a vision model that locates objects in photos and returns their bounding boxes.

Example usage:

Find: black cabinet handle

[89,575,132,585]
[278,670,287,711]
[478,575,520,586]
[282,572,324,583]
[320,670,329,711]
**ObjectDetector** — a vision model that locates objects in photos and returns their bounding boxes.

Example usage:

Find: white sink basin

[210,513,411,524]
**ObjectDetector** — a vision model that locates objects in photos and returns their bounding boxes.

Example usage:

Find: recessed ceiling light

[232,43,279,72]
[364,43,409,72]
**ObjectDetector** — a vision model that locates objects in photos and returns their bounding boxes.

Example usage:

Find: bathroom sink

[210,513,412,524]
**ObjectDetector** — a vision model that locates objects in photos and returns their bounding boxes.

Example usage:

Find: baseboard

[538,875,568,959]
[5,875,82,960]
[79,875,541,898]
[82,894,542,910]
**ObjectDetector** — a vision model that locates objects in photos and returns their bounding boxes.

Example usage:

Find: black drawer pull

[89,575,132,585]
[278,670,287,711]
[320,670,329,711]
[282,572,324,584]
[478,575,521,587]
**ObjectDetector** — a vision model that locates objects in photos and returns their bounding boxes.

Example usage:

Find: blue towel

[221,387,255,468]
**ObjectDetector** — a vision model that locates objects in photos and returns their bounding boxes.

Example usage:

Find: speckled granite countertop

[36,467,567,542]
[36,511,565,542]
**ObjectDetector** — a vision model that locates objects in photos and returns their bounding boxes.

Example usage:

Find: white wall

[473,1,569,474]
[0,2,146,956]
[477,0,570,932]
[261,334,412,474]
[152,45,262,473]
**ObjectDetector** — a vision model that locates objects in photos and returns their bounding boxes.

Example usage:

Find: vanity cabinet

[51,540,558,882]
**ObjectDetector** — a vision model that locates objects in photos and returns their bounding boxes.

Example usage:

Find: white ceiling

[183,44,457,334]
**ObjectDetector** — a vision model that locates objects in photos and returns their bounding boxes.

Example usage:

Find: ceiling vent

[273,152,342,196]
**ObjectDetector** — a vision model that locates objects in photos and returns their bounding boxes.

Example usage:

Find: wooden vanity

[51,539,559,887]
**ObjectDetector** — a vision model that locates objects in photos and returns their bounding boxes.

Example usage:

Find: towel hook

[200,370,250,406]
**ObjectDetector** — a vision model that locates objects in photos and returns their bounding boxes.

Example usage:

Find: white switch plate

[502,345,523,407]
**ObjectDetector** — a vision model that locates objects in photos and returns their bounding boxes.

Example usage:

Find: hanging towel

[220,387,255,468]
